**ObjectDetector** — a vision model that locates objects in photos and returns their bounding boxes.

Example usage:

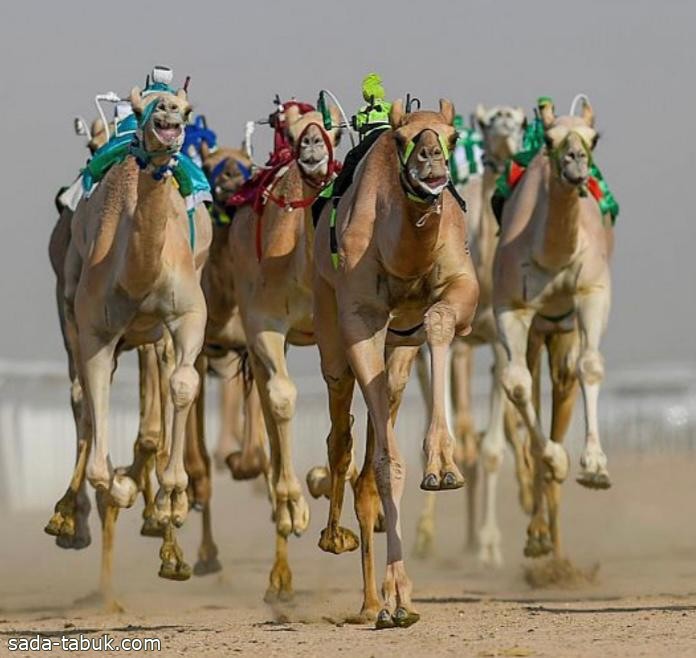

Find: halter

[209,157,252,192]
[129,94,184,179]
[397,128,451,205]
[547,129,593,195]
[264,121,338,211]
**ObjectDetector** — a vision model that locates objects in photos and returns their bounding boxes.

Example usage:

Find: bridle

[129,95,185,180]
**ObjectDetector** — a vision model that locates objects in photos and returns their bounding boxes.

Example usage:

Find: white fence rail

[1,360,695,512]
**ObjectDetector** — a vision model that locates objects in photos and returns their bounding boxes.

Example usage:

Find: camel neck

[382,194,442,278]
[120,169,171,297]
[534,172,581,271]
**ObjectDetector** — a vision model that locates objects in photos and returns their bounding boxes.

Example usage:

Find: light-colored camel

[57,84,212,591]
[492,97,613,559]
[413,105,529,564]
[48,117,165,553]
[228,103,341,600]
[180,144,273,576]
[46,117,111,552]
[313,99,479,627]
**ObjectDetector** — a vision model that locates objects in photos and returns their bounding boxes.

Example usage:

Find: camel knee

[480,434,505,473]
[170,365,200,409]
[425,302,456,346]
[267,375,297,422]
[578,349,604,385]
[502,365,533,407]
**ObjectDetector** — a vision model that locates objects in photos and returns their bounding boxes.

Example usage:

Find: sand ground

[1,453,695,657]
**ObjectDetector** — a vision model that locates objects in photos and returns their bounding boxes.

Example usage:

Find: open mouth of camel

[298,155,329,175]
[418,174,448,193]
[561,171,589,187]
[153,117,183,144]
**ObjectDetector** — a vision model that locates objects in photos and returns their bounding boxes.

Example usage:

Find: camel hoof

[110,472,139,509]
[420,473,440,491]
[374,512,386,533]
[56,531,91,550]
[375,609,396,630]
[542,442,569,483]
[318,526,359,554]
[140,517,165,538]
[227,450,266,481]
[193,556,223,576]
[306,466,331,499]
[263,586,294,603]
[577,471,612,490]
[393,607,420,628]
[440,471,465,490]
[44,513,70,538]
[159,560,192,581]
[524,535,553,558]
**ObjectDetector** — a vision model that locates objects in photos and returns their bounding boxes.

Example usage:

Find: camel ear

[129,86,144,116]
[390,99,405,128]
[176,88,188,102]
[329,105,343,146]
[540,102,556,129]
[581,98,595,127]
[439,98,455,125]
[475,103,488,127]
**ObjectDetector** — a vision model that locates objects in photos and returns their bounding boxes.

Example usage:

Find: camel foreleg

[575,289,611,489]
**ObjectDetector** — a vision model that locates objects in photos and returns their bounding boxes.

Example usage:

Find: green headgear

[453,114,465,130]
[537,96,554,111]
[362,73,385,102]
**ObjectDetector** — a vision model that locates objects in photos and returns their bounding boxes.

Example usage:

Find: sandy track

[1,454,695,656]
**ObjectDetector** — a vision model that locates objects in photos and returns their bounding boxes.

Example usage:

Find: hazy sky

[0,0,692,370]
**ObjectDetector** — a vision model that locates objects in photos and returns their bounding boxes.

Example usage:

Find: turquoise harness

[79,95,211,249]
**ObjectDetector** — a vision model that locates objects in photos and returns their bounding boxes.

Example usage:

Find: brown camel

[313,99,479,627]
[179,143,273,576]
[493,97,613,559]
[413,105,531,566]
[54,83,212,595]
[228,102,341,600]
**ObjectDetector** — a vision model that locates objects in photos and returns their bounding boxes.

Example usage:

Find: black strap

[388,322,424,337]
[446,180,467,213]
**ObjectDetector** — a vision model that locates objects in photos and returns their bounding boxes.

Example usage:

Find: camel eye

[544,135,554,150]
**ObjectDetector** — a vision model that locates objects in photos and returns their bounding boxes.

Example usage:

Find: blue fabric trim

[209,157,229,189]
[183,115,218,159]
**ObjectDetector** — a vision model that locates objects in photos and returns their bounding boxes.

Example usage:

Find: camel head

[390,98,457,197]
[475,104,526,166]
[129,86,192,164]
[286,105,341,186]
[204,148,253,203]
[541,97,597,189]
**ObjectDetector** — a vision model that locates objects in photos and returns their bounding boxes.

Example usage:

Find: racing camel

[228,101,342,600]
[313,99,478,627]
[413,105,529,565]
[48,82,212,600]
[492,97,613,559]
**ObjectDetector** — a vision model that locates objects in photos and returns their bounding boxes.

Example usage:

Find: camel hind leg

[545,329,580,558]
[314,272,359,556]
[412,346,437,559]
[187,354,222,576]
